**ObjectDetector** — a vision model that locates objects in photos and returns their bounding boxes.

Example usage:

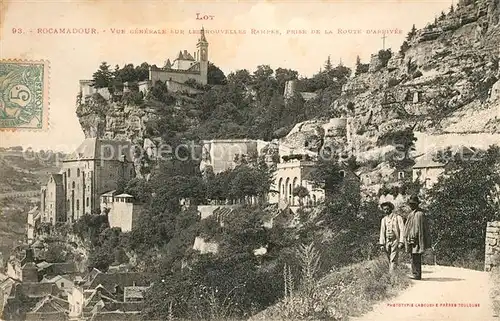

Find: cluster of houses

[0,246,152,321]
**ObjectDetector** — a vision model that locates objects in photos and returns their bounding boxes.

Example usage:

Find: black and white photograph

[0,0,500,320]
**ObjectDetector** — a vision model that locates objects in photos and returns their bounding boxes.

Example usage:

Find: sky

[0,0,454,152]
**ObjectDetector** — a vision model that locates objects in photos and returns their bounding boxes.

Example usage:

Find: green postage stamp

[0,60,49,131]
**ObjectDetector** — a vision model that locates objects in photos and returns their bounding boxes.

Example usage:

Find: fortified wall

[485,221,500,271]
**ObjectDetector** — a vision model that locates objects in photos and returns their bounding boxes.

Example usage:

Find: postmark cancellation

[0,60,49,131]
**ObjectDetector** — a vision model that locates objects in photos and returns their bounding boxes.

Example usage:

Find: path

[350,265,498,321]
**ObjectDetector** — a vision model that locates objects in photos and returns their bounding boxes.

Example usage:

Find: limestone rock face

[75,2,500,176]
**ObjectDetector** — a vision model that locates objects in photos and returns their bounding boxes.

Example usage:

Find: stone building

[40,174,65,224]
[149,27,209,86]
[270,156,324,207]
[68,271,151,321]
[412,154,446,189]
[283,80,318,101]
[101,192,144,232]
[199,139,269,174]
[79,28,209,99]
[40,138,135,224]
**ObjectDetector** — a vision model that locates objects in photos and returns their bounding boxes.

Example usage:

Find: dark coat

[404,209,431,254]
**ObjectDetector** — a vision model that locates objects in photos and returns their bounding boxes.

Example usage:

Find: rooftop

[413,156,446,169]
[64,138,133,162]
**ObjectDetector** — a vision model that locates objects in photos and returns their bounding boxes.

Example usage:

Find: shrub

[256,257,411,321]
[121,90,144,105]
[378,49,393,68]
[355,63,370,75]
[388,78,400,87]
[412,70,423,79]
[399,41,410,56]
[427,146,500,269]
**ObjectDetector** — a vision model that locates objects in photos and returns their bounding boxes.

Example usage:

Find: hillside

[0,150,63,194]
[0,149,63,260]
[76,1,499,167]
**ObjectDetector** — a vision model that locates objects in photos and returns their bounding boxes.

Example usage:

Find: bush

[378,49,392,68]
[399,41,410,56]
[254,256,411,321]
[388,78,400,87]
[121,90,144,105]
[427,146,500,269]
[355,63,370,75]
[412,70,423,79]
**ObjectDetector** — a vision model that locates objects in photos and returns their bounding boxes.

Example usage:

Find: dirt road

[351,265,498,321]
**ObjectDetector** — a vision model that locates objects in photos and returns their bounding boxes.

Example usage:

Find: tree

[44,243,68,263]
[309,157,345,198]
[135,62,150,81]
[427,146,500,268]
[355,56,369,76]
[439,11,446,20]
[207,62,227,85]
[449,4,455,13]
[275,67,299,93]
[293,186,310,206]
[399,41,410,56]
[124,178,151,203]
[406,24,417,41]
[377,49,392,67]
[324,55,333,72]
[92,62,113,88]
[227,69,252,86]
[252,65,274,84]
[88,246,114,271]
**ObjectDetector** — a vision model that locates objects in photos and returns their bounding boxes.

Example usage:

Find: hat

[408,194,420,205]
[380,201,395,210]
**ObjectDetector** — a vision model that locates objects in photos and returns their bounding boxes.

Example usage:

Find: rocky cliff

[337,0,499,138]
[75,1,499,170]
[286,0,499,162]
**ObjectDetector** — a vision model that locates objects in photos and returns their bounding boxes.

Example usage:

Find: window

[72,182,75,189]
[61,282,65,288]
[76,200,79,211]
[77,169,80,177]
[339,170,346,178]
[86,197,89,207]
[398,172,405,179]
[67,169,71,177]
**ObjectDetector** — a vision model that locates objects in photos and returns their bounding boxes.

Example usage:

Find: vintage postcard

[0,0,499,320]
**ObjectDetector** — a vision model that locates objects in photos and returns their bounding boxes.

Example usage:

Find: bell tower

[196,27,209,85]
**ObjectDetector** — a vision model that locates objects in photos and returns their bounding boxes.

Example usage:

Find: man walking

[379,201,405,273]
[404,194,431,280]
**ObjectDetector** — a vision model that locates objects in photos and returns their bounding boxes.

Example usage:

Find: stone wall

[149,68,206,85]
[485,221,500,271]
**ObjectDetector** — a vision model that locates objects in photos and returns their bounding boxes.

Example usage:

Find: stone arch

[278,177,283,200]
[292,177,298,205]
[285,177,290,202]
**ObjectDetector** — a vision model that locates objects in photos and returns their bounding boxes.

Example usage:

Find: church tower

[197,27,209,85]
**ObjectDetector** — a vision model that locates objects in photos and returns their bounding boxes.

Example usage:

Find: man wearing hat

[379,200,405,273]
[404,194,431,280]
